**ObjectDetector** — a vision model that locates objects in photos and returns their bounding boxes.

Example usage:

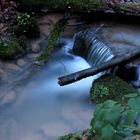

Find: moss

[38,18,66,62]
[19,0,106,11]
[90,74,138,104]
[10,13,40,39]
[58,129,94,140]
[117,3,140,14]
[0,40,22,59]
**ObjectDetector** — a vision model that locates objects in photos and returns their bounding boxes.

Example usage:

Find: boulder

[90,74,138,104]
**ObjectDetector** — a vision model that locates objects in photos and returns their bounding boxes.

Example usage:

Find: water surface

[0,38,95,140]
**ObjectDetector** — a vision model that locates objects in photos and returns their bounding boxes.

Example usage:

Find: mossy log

[20,0,140,16]
[58,48,140,86]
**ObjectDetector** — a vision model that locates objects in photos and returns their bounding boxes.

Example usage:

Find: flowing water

[73,29,114,65]
[0,33,114,140]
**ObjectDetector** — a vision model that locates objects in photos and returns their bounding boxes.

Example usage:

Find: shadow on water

[0,38,96,140]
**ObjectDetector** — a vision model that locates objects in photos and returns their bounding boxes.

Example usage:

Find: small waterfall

[73,29,114,66]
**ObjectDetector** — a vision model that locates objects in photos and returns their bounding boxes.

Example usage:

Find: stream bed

[0,38,96,140]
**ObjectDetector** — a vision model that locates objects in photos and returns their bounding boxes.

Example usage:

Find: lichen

[90,74,138,104]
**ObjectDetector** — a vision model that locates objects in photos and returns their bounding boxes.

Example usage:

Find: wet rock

[31,43,40,53]
[33,60,42,66]
[27,54,40,59]
[17,59,27,67]
[1,72,10,83]
[0,91,16,106]
[5,63,22,71]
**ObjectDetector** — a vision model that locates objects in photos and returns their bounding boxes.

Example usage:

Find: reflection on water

[0,38,96,140]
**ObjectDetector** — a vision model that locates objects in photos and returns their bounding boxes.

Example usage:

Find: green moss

[38,18,66,62]
[58,129,94,140]
[117,3,140,14]
[19,0,106,11]
[10,13,40,39]
[0,40,22,59]
[90,74,138,104]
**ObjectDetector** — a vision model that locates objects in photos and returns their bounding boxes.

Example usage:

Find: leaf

[128,97,140,112]
[123,110,138,126]
[104,105,121,126]
[102,100,117,108]
[123,93,138,99]
[100,124,115,140]
[91,120,104,132]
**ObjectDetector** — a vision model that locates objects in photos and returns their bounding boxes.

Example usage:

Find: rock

[90,74,138,104]
[5,63,22,71]
[0,68,4,74]
[33,60,42,66]
[0,91,16,106]
[31,43,40,53]
[17,59,27,67]
[27,54,40,59]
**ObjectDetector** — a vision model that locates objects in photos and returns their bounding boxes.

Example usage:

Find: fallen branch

[20,0,140,17]
[58,48,140,86]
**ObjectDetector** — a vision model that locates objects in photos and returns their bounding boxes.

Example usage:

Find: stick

[58,49,140,86]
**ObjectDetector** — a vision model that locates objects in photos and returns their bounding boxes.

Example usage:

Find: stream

[1,18,140,140]
[0,38,96,140]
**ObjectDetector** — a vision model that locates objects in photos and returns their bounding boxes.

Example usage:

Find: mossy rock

[90,74,138,104]
[0,34,27,59]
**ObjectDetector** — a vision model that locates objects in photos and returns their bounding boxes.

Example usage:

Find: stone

[0,91,16,106]
[31,43,40,53]
[17,59,27,67]
[5,63,22,71]
[33,60,42,66]
[27,54,40,59]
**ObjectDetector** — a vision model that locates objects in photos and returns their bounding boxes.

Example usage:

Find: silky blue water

[0,38,96,140]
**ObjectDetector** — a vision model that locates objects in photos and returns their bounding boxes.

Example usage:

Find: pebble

[31,43,40,53]
[0,91,16,106]
[17,59,27,67]
[5,63,22,71]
